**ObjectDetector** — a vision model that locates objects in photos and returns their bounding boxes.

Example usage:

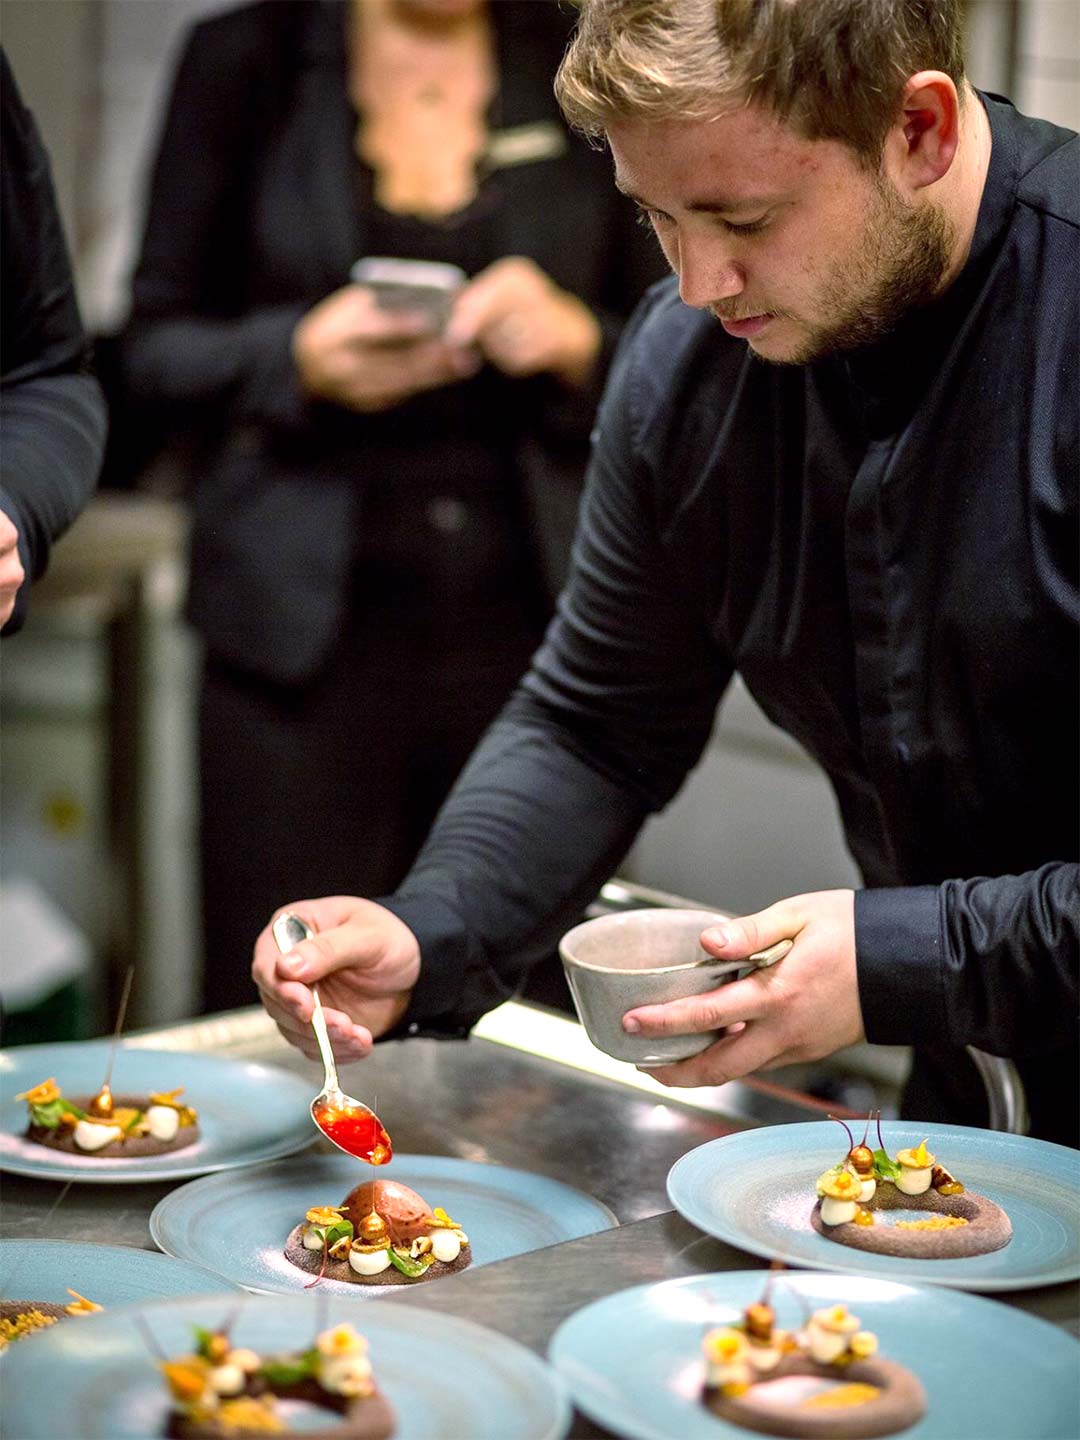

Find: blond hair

[556,0,966,160]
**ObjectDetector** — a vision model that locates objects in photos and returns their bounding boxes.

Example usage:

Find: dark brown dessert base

[25,1095,200,1158]
[705,1353,926,1438]
[166,1380,395,1440]
[811,1185,1012,1258]
[284,1225,471,1286]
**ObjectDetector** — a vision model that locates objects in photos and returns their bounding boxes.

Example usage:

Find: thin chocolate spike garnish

[876,1109,886,1152]
[828,1113,855,1151]
[761,1258,784,1304]
[134,1313,169,1363]
[100,964,136,1097]
[860,1112,872,1147]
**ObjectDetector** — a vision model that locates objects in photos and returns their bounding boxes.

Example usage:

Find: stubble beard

[758,179,956,366]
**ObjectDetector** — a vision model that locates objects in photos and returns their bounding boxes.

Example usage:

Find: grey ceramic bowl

[559,907,748,1066]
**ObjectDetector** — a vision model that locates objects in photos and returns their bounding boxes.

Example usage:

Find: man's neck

[938,85,994,291]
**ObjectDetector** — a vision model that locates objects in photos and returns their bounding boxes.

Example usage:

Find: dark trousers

[198,614,540,1014]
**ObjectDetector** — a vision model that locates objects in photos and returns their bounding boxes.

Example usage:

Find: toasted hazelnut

[409,1236,433,1258]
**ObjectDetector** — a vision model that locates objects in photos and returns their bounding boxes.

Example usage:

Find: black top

[383,94,1080,1145]
[0,51,106,635]
[121,0,666,684]
[354,199,543,638]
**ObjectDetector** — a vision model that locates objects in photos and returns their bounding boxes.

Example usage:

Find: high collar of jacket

[835,90,1022,430]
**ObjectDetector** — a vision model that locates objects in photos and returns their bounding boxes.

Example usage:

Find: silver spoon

[272,912,393,1165]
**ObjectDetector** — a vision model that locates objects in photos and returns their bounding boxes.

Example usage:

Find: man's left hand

[622,889,864,1089]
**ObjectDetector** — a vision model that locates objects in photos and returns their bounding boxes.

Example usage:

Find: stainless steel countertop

[2,1009,1076,1439]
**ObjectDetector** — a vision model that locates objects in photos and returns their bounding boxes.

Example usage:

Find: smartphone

[350,257,466,332]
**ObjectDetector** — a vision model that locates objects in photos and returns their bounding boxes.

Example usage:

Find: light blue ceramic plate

[0,1042,316,1182]
[2,1290,570,1440]
[667,1121,1080,1290]
[150,1151,617,1293]
[549,1270,1080,1440]
[0,1239,240,1327]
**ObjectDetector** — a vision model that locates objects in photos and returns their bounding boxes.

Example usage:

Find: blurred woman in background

[121,0,664,1011]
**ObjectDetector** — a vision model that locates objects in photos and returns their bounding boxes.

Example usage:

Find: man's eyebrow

[615,177,779,215]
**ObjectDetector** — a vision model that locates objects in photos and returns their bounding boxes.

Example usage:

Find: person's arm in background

[1,51,106,636]
[118,13,312,435]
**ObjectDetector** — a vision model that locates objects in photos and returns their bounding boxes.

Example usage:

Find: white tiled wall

[1016,0,1080,127]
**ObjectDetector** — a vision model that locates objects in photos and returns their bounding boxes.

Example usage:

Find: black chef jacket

[382,93,1079,1145]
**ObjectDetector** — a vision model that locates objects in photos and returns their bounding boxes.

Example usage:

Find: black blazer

[122,0,665,684]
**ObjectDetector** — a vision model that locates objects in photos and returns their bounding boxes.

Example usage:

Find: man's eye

[719,215,770,236]
[634,206,671,229]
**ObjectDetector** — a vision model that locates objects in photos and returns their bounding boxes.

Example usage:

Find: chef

[253,0,1078,1145]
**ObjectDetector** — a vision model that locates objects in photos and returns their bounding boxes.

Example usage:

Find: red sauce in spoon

[312,1103,393,1165]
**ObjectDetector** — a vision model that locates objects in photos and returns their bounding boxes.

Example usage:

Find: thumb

[699,900,800,961]
[275,925,362,984]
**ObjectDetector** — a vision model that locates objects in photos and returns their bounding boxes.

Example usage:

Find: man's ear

[886,71,961,193]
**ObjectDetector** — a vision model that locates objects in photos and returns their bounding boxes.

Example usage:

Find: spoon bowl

[272,912,393,1165]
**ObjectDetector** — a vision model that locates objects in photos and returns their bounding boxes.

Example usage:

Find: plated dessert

[0,1291,102,1351]
[160,1318,395,1439]
[811,1116,1012,1259]
[702,1274,926,1438]
[17,1076,199,1158]
[285,1177,471,1287]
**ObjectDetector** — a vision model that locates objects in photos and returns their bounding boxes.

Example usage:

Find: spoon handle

[308,985,339,1095]
[272,912,339,1095]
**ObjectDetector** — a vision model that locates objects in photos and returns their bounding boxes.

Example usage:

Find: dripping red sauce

[313,1104,392,1165]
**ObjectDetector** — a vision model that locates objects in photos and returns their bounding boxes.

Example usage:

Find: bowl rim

[558,907,743,978]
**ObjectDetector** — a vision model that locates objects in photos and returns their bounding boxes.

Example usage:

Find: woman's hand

[292,285,479,412]
[446,257,602,389]
[623,889,865,1088]
[251,896,421,1063]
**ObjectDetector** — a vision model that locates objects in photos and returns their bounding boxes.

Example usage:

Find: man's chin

[743,319,813,366]
[744,315,851,367]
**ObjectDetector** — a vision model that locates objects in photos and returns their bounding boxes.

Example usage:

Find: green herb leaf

[27,1098,86,1129]
[28,1100,64,1129]
[872,1148,901,1181]
[192,1325,216,1359]
[386,1247,430,1278]
[123,1110,144,1132]
[324,1219,354,1250]
[258,1349,318,1387]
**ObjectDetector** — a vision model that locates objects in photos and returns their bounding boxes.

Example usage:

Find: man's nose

[677,234,744,310]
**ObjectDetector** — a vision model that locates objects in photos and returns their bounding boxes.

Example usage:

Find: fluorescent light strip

[472,1000,740,1115]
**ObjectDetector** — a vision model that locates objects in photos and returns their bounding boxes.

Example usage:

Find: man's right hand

[251,896,421,1063]
[292,285,480,413]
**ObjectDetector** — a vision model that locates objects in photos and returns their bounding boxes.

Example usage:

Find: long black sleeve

[120,17,310,433]
[856,865,1079,1058]
[1,50,106,635]
[382,297,729,1030]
